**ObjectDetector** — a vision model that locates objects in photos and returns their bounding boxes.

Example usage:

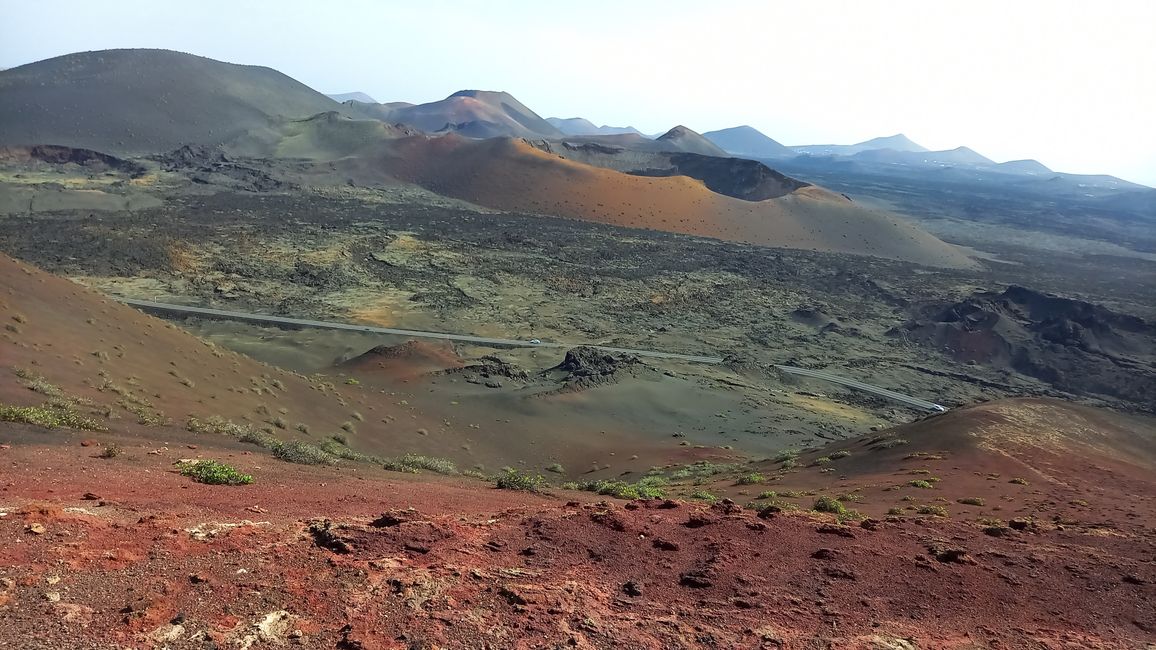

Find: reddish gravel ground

[1,432,1153,649]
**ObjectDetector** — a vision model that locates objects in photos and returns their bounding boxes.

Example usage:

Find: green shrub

[829,450,851,459]
[957,497,985,506]
[238,429,278,448]
[545,463,565,474]
[1009,477,1029,485]
[772,449,799,464]
[690,490,717,502]
[180,460,253,485]
[669,461,737,481]
[908,480,934,489]
[736,472,764,485]
[916,505,949,517]
[0,403,106,431]
[271,440,334,465]
[757,491,777,500]
[495,469,545,492]
[382,453,458,475]
[837,492,863,503]
[813,495,846,514]
[571,476,667,500]
[886,507,905,515]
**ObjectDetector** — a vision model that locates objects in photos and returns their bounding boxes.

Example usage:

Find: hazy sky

[4,0,1155,185]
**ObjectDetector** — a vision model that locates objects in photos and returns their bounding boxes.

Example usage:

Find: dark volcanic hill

[655,125,729,157]
[703,125,792,158]
[894,285,1156,409]
[0,49,351,154]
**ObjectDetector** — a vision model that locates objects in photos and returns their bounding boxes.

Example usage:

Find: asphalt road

[117,298,948,413]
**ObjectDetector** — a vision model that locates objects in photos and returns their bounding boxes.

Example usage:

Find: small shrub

[689,490,717,502]
[916,505,949,517]
[341,421,355,433]
[345,378,360,385]
[382,454,458,475]
[351,411,364,422]
[271,417,287,430]
[545,463,565,474]
[97,444,122,459]
[813,456,832,466]
[837,492,863,503]
[875,438,908,449]
[572,476,667,500]
[958,497,985,506]
[670,461,737,481]
[180,460,253,485]
[813,495,846,514]
[772,449,799,464]
[295,423,311,435]
[757,491,777,500]
[1009,477,1029,485]
[331,433,348,444]
[829,450,851,459]
[886,507,905,515]
[908,480,934,489]
[271,440,334,465]
[736,472,764,485]
[238,429,278,447]
[1,403,106,431]
[836,508,864,523]
[495,469,545,492]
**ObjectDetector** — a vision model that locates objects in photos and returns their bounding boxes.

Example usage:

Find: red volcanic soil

[377,135,976,269]
[0,434,1152,648]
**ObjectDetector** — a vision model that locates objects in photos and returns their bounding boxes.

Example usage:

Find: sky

[3,0,1155,185]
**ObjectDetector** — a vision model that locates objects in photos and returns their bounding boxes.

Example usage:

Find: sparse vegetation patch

[180,460,254,485]
[495,468,545,492]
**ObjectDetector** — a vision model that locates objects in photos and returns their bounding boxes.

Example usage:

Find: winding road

[117,298,948,413]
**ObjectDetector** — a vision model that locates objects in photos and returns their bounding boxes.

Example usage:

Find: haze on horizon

[3,0,1154,186]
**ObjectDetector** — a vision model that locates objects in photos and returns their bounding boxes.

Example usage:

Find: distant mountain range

[546,117,643,137]
[0,47,1148,201]
[794,134,929,156]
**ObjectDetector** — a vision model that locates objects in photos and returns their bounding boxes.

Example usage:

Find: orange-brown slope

[379,135,977,268]
[0,252,443,455]
[735,398,1156,526]
[337,339,464,381]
